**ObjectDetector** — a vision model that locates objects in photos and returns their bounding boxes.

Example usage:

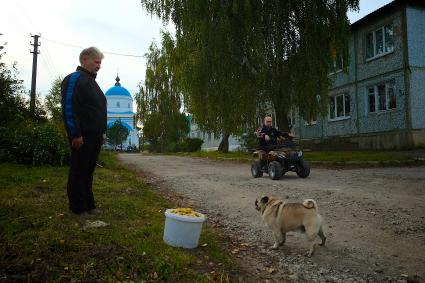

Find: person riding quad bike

[252,115,310,180]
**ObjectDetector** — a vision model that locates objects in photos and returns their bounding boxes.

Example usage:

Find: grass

[169,149,425,166]
[0,152,239,282]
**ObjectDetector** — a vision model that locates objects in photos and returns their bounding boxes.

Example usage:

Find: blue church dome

[105,75,132,98]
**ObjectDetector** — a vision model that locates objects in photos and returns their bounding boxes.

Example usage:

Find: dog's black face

[255,196,269,211]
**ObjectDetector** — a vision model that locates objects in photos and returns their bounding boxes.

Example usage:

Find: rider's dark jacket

[257,125,291,151]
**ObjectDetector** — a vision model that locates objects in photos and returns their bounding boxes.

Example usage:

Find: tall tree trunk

[218,133,230,153]
[274,109,290,132]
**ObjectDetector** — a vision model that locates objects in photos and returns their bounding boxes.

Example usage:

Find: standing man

[61,47,107,215]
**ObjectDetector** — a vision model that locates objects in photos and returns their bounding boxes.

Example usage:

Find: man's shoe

[87,209,101,215]
[72,211,89,217]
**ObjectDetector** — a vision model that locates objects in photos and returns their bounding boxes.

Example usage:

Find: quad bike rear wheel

[251,161,263,178]
[296,160,310,178]
[268,161,283,180]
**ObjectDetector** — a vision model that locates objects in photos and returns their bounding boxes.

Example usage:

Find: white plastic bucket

[163,209,206,249]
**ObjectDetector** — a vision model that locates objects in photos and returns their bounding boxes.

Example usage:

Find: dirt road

[118,154,425,282]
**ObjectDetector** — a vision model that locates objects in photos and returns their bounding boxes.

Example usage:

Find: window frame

[365,23,394,61]
[366,80,397,114]
[328,51,344,76]
[328,93,351,122]
[331,53,344,74]
[305,120,317,126]
[287,109,296,129]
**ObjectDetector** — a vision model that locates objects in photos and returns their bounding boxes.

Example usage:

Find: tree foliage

[136,32,189,152]
[0,36,45,125]
[1,39,28,125]
[0,36,65,165]
[45,76,63,123]
[106,120,130,149]
[140,0,359,143]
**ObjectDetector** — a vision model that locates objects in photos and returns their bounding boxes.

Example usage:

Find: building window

[287,109,296,128]
[366,24,394,60]
[367,80,396,113]
[334,54,343,72]
[116,101,120,108]
[330,52,344,74]
[128,103,130,108]
[329,93,350,120]
[305,117,317,126]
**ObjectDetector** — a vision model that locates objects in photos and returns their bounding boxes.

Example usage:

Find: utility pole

[30,34,40,118]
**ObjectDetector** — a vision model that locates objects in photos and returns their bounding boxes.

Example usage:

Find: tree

[136,32,189,152]
[142,1,262,152]
[45,76,63,123]
[259,1,357,130]
[0,37,28,125]
[1,34,46,125]
[140,0,359,143]
[106,120,130,150]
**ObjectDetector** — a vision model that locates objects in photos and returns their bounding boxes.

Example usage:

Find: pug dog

[255,196,326,257]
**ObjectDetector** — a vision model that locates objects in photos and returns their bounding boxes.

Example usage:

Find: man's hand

[288,133,295,139]
[71,136,84,149]
[265,135,270,142]
[101,134,106,145]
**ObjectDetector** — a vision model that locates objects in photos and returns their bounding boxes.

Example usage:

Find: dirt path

[118,153,425,283]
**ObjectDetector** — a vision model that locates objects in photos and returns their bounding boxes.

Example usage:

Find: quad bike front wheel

[268,161,283,180]
[251,161,263,178]
[296,160,310,178]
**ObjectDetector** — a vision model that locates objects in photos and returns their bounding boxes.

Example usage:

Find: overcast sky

[1,0,392,100]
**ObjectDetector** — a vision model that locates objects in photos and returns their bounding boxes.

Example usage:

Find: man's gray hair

[79,46,104,63]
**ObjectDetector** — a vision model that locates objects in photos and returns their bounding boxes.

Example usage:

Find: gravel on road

[118,153,425,283]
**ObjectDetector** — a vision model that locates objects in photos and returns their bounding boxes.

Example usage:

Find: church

[105,76,139,149]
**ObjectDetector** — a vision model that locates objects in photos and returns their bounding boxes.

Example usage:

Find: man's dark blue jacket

[61,66,107,139]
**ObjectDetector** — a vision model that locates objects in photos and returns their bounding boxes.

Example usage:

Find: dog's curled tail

[303,199,318,212]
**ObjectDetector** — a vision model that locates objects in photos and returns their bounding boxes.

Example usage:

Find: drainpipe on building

[401,5,413,147]
[354,29,360,136]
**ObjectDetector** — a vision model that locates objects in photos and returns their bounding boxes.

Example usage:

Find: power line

[40,53,55,81]
[44,38,84,49]
[6,17,57,78]
[43,38,145,58]
[7,15,29,38]
[42,44,59,75]
[10,2,59,76]
[7,3,144,59]
[14,0,41,31]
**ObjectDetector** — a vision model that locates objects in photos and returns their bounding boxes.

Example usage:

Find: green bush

[145,142,162,152]
[181,138,203,152]
[142,138,203,153]
[142,143,151,152]
[0,127,16,161]
[238,131,258,151]
[0,123,70,166]
[165,141,181,152]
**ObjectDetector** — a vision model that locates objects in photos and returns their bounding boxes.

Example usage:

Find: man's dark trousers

[67,134,101,214]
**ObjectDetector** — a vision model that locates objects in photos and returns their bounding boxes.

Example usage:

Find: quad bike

[251,141,310,180]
